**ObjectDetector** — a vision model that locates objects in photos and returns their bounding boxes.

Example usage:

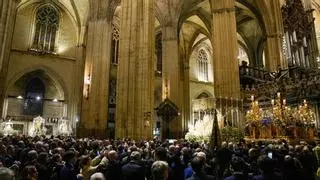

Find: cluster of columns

[78,0,113,138]
[0,0,20,117]
[115,0,155,139]
[211,0,241,101]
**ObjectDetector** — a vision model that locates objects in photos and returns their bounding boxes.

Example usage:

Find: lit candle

[277,92,280,98]
[271,99,274,105]
[251,95,254,101]
[283,99,286,105]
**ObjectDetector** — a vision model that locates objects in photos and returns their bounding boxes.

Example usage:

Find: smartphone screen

[268,152,273,159]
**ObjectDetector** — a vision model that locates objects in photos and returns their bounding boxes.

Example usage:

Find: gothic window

[198,49,209,82]
[31,5,59,53]
[111,24,120,65]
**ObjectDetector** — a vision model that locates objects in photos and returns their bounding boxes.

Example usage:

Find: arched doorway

[24,78,45,116]
[4,69,66,135]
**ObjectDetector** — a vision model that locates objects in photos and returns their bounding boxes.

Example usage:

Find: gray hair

[0,167,15,180]
[90,172,105,180]
[151,161,169,180]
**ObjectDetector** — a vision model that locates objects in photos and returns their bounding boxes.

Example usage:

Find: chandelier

[271,92,293,126]
[296,100,315,126]
[245,95,263,124]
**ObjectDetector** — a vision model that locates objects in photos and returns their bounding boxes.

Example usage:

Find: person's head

[230,156,246,173]
[196,151,206,161]
[108,150,118,161]
[90,172,106,180]
[222,142,227,148]
[155,147,167,161]
[191,156,205,174]
[52,153,62,163]
[168,145,175,153]
[130,151,141,162]
[257,155,275,175]
[80,155,91,168]
[0,167,15,180]
[248,148,259,158]
[151,161,169,180]
[37,152,48,164]
[27,150,38,162]
[21,165,38,180]
[63,150,76,164]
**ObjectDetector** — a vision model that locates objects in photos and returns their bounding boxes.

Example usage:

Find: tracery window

[198,49,209,82]
[111,24,120,65]
[31,5,60,54]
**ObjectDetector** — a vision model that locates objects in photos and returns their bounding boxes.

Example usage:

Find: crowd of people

[0,135,319,180]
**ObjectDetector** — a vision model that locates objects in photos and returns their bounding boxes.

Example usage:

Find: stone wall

[6,98,64,118]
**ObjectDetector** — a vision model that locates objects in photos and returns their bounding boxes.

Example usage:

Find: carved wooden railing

[241,65,320,104]
[239,65,269,82]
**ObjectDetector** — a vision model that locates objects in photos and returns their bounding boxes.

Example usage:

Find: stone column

[116,0,155,139]
[211,0,240,99]
[0,0,20,118]
[161,25,184,137]
[69,27,86,134]
[263,0,285,71]
[79,0,113,138]
[264,35,283,71]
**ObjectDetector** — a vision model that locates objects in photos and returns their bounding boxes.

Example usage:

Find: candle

[251,95,254,101]
[277,92,280,98]
[271,99,274,105]
[283,99,286,105]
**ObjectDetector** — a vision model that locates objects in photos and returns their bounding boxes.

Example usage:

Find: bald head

[108,150,118,161]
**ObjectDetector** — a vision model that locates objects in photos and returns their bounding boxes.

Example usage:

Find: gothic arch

[5,65,68,102]
[194,90,214,100]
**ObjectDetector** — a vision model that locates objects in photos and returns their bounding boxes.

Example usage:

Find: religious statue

[58,119,72,136]
[29,116,46,136]
[3,120,16,135]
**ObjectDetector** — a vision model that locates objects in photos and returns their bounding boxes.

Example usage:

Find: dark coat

[60,163,77,180]
[105,160,122,180]
[122,161,146,180]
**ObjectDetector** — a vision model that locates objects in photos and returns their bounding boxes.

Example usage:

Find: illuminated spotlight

[36,96,41,101]
[17,95,23,99]
[53,98,58,102]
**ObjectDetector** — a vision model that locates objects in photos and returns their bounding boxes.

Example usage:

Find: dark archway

[24,78,45,116]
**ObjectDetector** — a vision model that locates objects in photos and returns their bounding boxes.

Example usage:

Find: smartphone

[268,152,273,159]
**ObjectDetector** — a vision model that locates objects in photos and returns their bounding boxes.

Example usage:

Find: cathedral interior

[1,0,320,140]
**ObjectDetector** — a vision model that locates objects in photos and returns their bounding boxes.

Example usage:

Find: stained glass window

[198,49,209,82]
[31,5,59,53]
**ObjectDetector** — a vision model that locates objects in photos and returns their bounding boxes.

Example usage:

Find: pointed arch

[5,65,68,102]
